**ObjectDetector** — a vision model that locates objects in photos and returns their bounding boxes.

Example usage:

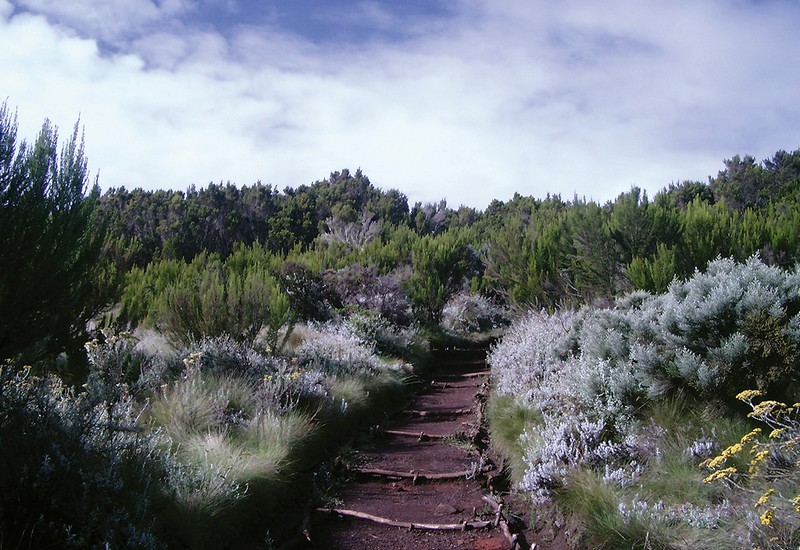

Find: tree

[483,209,569,309]
[406,231,471,328]
[608,187,656,265]
[0,103,105,367]
[569,200,618,300]
[710,154,766,211]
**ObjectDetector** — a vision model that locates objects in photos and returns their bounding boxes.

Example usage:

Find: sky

[1,0,799,210]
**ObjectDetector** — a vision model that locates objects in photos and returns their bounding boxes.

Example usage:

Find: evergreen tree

[406,231,471,328]
[0,103,105,367]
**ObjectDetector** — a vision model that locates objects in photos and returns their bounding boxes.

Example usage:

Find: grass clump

[556,469,670,549]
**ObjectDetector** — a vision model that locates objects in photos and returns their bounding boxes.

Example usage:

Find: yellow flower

[749,450,770,474]
[736,389,763,402]
[740,428,762,445]
[769,428,785,439]
[760,508,774,526]
[704,467,737,483]
[792,495,800,513]
[749,400,786,417]
[722,442,744,457]
[755,488,774,507]
[706,455,727,469]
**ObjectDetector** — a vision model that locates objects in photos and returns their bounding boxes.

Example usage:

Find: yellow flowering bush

[702,389,800,547]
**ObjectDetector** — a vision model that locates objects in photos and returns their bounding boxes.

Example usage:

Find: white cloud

[2,0,800,208]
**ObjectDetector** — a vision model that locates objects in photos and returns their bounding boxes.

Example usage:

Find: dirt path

[309,347,525,550]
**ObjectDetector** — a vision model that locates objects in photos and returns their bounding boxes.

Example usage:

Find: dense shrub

[344,311,428,364]
[324,264,412,326]
[406,232,472,328]
[0,363,166,548]
[291,320,391,377]
[119,252,295,350]
[278,261,340,322]
[440,291,509,336]
[489,256,800,546]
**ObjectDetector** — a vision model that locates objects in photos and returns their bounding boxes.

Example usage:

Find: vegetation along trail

[310,346,532,550]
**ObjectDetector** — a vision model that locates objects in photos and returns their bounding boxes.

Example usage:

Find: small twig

[431,380,485,388]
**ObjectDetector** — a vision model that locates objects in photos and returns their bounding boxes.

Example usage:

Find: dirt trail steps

[309,347,529,550]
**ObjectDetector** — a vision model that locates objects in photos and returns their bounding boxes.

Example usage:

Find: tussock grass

[487,394,542,484]
[639,396,752,503]
[557,469,670,550]
[4,315,421,548]
[142,338,415,547]
[546,395,753,549]
[148,372,256,436]
[241,410,317,467]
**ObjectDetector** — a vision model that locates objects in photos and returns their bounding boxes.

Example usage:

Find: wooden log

[316,507,492,531]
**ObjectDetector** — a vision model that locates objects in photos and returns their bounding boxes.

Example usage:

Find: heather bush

[407,231,472,328]
[489,308,576,404]
[290,320,388,377]
[119,252,295,351]
[278,261,339,322]
[344,310,428,363]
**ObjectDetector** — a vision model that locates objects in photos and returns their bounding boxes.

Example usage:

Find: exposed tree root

[481,495,528,550]
[352,464,494,482]
[404,407,473,417]
[435,371,488,380]
[383,429,448,440]
[316,507,493,531]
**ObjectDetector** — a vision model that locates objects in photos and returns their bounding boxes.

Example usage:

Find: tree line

[97,148,800,310]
